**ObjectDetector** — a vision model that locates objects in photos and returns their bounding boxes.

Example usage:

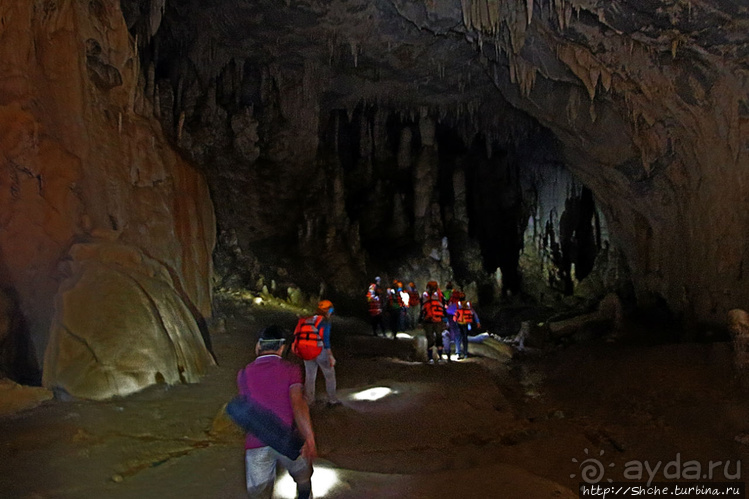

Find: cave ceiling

[122,0,749,124]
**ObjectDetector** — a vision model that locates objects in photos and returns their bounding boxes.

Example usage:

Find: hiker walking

[298,300,341,407]
[367,285,386,336]
[421,281,446,363]
[235,325,316,498]
[454,299,481,359]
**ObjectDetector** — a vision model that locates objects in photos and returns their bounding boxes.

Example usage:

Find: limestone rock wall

[474,0,749,323]
[0,0,215,397]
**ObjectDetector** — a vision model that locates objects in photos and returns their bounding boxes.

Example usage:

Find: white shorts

[245,446,312,498]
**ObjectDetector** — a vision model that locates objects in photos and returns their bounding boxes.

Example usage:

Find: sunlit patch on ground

[275,464,340,498]
[395,332,414,339]
[349,386,395,401]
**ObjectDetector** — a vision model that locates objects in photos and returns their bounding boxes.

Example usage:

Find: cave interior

[1,0,749,495]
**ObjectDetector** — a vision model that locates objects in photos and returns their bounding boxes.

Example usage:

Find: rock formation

[0,0,215,398]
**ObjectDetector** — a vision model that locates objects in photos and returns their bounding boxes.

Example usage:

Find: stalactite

[148,0,166,42]
[177,111,185,141]
[461,0,531,45]
[526,0,533,25]
[488,0,500,32]
[556,44,605,100]
[564,2,573,29]
[461,0,472,29]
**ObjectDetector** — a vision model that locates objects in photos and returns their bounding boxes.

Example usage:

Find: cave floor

[2,305,749,498]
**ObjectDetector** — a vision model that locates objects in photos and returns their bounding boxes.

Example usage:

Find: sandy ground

[2,303,749,498]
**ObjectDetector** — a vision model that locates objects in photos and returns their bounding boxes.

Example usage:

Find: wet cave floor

[2,304,749,498]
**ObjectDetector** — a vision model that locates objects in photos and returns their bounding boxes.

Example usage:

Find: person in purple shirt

[237,325,316,498]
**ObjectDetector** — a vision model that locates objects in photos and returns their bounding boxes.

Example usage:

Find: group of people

[366,277,481,363]
[366,277,420,337]
[233,280,483,497]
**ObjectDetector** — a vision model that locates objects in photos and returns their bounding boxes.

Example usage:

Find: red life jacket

[387,290,402,309]
[368,296,382,316]
[422,297,445,322]
[408,289,419,306]
[455,307,474,325]
[292,315,324,360]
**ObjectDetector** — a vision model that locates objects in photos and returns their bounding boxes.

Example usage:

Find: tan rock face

[43,244,215,400]
[0,1,215,397]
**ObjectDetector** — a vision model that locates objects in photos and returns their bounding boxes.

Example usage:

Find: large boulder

[43,243,215,400]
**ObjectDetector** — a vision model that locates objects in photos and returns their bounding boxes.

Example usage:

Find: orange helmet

[317,300,334,314]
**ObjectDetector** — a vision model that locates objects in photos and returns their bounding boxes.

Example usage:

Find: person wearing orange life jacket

[420,280,446,363]
[303,300,341,407]
[367,277,382,300]
[454,299,481,359]
[447,288,463,308]
[367,285,386,337]
[385,285,405,339]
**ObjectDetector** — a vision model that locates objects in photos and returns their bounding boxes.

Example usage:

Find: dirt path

[2,304,748,498]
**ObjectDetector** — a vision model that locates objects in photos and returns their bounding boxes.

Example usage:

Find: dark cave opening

[463,135,524,295]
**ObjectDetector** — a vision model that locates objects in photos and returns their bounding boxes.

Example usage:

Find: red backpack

[292,315,324,360]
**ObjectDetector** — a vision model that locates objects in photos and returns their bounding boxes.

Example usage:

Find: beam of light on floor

[349,386,395,401]
[275,465,340,498]
[395,332,414,339]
